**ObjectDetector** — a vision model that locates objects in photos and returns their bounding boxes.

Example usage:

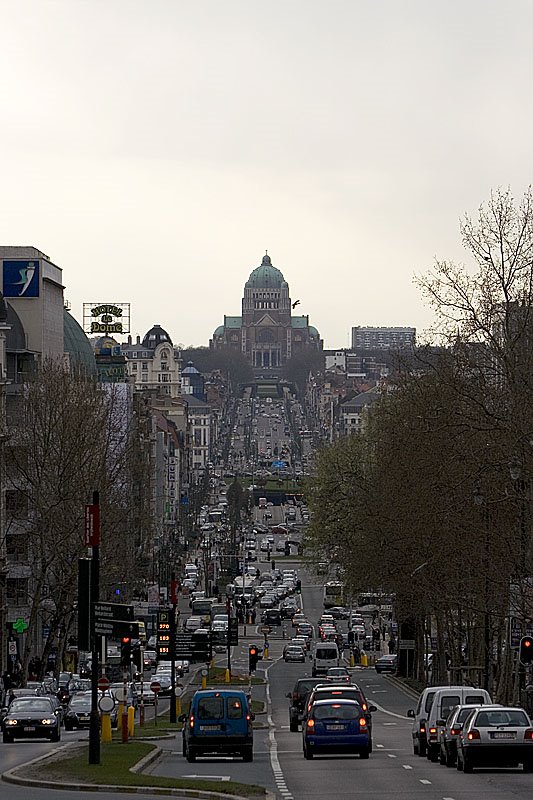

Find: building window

[130,363,137,371]
[142,374,148,382]
[161,374,170,382]
[161,362,169,371]
[6,490,28,518]
[142,362,148,371]
[6,534,28,560]
[7,577,28,605]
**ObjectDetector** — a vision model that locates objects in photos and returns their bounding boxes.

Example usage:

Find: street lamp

[473,482,491,692]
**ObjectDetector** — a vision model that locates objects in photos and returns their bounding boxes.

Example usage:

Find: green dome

[213,325,225,337]
[64,310,97,376]
[245,254,287,289]
[309,325,319,337]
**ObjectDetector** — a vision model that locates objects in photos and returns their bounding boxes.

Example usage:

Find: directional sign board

[175,633,195,659]
[93,602,138,637]
[229,618,238,646]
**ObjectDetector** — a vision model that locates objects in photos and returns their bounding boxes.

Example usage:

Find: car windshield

[457,707,476,723]
[70,697,90,707]
[9,699,52,712]
[475,710,529,727]
[314,704,359,720]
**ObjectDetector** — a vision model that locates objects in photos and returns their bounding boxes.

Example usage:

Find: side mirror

[1,707,8,713]
[407,709,415,718]
[308,653,313,660]
[54,708,60,715]
[368,704,377,713]
[286,692,292,698]
[249,712,256,721]
[178,714,187,723]
[436,719,445,727]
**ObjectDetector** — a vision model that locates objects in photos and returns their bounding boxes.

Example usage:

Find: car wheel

[182,737,186,757]
[456,751,463,771]
[523,760,533,773]
[463,754,473,773]
[413,739,419,756]
[242,747,253,762]
[429,745,439,763]
[359,748,370,759]
[439,745,446,765]
[2,733,13,744]
[289,718,299,733]
[419,739,427,757]
[64,723,72,732]
[186,747,197,762]
[303,744,313,760]
[445,747,455,768]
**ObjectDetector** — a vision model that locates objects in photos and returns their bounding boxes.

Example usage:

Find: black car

[262,608,282,626]
[64,693,92,730]
[375,654,397,674]
[286,677,323,732]
[2,697,61,742]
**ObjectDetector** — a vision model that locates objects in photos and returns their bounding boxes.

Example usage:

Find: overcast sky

[1,1,532,348]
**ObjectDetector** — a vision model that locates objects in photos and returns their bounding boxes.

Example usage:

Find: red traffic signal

[249,645,259,673]
[519,636,533,666]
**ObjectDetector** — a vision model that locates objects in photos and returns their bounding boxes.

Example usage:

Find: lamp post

[473,483,491,692]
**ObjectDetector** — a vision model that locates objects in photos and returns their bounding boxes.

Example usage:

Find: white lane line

[402,764,413,770]
[383,722,397,726]
[376,744,385,748]
[371,702,410,720]
[265,657,293,800]
[387,754,397,758]
[443,797,456,799]
[420,779,432,784]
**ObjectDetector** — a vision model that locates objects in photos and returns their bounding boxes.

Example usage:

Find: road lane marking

[383,722,397,726]
[402,764,413,769]
[183,775,230,781]
[370,702,409,720]
[376,744,384,748]
[387,754,397,758]
[420,779,432,784]
[265,658,293,800]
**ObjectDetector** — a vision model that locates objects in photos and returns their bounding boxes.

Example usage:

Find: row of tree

[307,188,533,701]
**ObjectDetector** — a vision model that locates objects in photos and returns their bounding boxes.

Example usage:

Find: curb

[1,742,269,800]
[383,674,420,700]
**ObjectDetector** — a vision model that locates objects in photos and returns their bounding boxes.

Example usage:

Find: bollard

[101,713,112,743]
[361,652,368,667]
[117,701,124,724]
[264,645,269,659]
[121,709,129,743]
[202,675,207,689]
[128,705,135,737]
[176,695,182,717]
[350,652,355,668]
[224,668,231,683]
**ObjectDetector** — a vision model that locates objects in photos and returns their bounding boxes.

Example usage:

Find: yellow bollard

[176,696,182,717]
[350,652,355,668]
[128,705,135,737]
[101,713,112,743]
[264,645,269,659]
[117,701,124,724]
[361,652,368,667]
[202,675,207,689]
[225,668,231,683]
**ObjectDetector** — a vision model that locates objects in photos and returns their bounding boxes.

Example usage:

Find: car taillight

[307,719,315,728]
[189,715,194,728]
[420,725,426,733]
[524,729,533,740]
[429,727,437,735]
[293,693,300,702]
[246,713,251,721]
[450,728,460,736]
[467,729,480,741]
[362,702,368,712]
[359,717,367,728]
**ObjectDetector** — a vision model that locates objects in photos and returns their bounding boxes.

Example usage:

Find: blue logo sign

[271,460,287,469]
[3,260,40,298]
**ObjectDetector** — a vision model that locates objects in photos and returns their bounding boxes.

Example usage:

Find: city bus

[323,581,344,608]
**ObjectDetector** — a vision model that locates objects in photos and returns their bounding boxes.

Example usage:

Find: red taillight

[293,693,300,701]
[246,713,251,721]
[307,718,315,728]
[450,728,459,736]
[420,726,426,733]
[525,729,533,740]
[362,702,368,712]
[359,717,367,728]
[189,715,194,729]
[467,729,480,741]
[429,727,437,734]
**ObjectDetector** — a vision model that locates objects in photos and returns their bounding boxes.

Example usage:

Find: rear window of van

[198,697,224,720]
[316,647,337,659]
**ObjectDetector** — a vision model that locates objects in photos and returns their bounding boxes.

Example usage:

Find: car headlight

[41,718,55,725]
[5,719,17,726]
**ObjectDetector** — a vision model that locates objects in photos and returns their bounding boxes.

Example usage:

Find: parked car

[456,705,533,773]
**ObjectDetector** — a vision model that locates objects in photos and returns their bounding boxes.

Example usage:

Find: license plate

[199,725,221,731]
[24,726,36,731]
[491,731,515,739]
[326,724,345,730]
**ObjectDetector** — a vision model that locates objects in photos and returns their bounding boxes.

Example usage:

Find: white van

[425,686,492,761]
[311,642,339,676]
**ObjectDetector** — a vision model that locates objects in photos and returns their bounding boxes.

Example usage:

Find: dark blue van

[181,689,254,762]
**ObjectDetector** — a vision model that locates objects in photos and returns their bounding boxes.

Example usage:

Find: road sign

[99,695,115,713]
[260,625,271,634]
[150,681,161,694]
[8,642,17,656]
[94,602,134,622]
[175,633,195,659]
[98,676,110,691]
[229,618,238,646]
[94,619,139,638]
[114,687,126,702]
[399,639,415,650]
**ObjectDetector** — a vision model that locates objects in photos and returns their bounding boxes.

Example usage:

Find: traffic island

[2,741,268,798]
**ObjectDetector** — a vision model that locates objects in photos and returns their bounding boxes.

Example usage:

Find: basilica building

[210,254,322,370]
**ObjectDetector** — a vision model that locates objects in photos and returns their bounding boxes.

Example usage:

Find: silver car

[457,705,533,773]
[439,703,489,767]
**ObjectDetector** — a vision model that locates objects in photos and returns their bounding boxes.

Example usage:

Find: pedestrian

[353,645,361,664]
[388,636,396,655]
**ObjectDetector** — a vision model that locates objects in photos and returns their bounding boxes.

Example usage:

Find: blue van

[181,689,254,762]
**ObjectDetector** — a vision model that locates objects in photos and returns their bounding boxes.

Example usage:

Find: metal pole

[88,491,100,765]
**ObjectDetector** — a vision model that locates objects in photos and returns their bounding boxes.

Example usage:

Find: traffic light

[296,579,302,594]
[249,644,259,673]
[120,636,131,667]
[131,641,142,672]
[520,635,533,666]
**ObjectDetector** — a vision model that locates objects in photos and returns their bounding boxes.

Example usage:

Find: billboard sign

[3,260,40,298]
[83,303,130,335]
